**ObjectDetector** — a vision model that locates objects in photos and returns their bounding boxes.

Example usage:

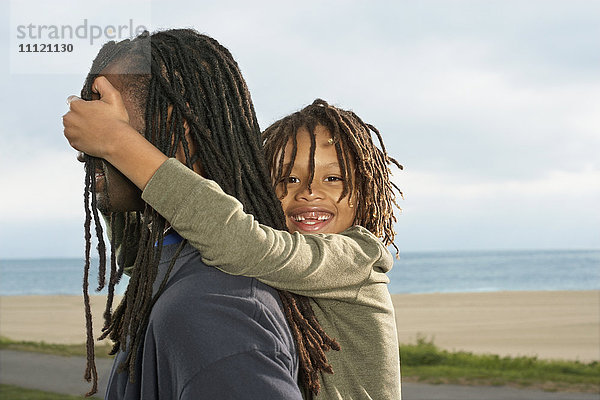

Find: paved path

[1,350,598,399]
[0,350,111,398]
[402,382,599,400]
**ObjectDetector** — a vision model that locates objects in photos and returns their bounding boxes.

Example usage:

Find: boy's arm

[142,159,391,300]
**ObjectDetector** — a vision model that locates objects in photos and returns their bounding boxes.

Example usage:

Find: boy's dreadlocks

[263,99,403,251]
[79,30,338,397]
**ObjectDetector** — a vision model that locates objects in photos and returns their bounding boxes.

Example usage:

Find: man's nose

[77,151,86,163]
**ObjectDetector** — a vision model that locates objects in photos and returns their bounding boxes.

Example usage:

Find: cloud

[350,37,600,181]
[0,148,85,222]
[397,167,600,202]
[392,167,600,251]
[1,0,599,256]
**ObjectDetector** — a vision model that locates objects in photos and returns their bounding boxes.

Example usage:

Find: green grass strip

[0,336,114,358]
[0,384,96,400]
[400,336,600,392]
[1,335,598,393]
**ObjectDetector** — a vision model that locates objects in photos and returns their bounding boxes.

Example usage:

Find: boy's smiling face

[275,124,357,234]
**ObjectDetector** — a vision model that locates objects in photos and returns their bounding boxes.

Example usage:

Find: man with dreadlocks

[67,91,403,396]
[63,29,340,399]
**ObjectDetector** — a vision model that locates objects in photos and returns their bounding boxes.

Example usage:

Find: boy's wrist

[102,122,142,162]
[103,124,168,190]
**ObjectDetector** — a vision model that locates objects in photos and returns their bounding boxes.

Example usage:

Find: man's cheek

[104,164,145,212]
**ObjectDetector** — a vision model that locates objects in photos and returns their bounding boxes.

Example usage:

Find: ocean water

[1,249,599,296]
[387,249,600,294]
[0,258,130,296]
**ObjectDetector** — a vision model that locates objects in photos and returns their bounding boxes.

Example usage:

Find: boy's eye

[325,176,343,182]
[280,176,300,184]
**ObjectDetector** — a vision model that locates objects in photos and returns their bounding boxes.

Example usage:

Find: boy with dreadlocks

[67,92,403,398]
[63,29,343,399]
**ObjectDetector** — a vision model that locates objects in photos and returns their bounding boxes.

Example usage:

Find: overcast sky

[1,0,598,258]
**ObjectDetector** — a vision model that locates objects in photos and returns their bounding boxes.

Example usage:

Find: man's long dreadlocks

[263,99,403,251]
[80,29,338,397]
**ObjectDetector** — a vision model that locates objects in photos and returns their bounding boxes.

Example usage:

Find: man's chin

[95,193,146,213]
[95,194,112,214]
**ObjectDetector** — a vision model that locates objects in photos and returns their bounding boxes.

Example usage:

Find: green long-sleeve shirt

[142,158,401,400]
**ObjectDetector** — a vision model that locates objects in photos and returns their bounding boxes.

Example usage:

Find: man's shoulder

[156,244,279,304]
[147,246,294,368]
[105,247,298,399]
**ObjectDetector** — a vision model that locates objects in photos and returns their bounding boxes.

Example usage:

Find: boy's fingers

[61,111,70,126]
[93,76,124,107]
[66,95,89,114]
[66,95,81,106]
[62,109,76,126]
[62,108,86,130]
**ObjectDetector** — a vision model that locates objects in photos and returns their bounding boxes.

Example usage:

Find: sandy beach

[392,290,599,362]
[1,290,598,362]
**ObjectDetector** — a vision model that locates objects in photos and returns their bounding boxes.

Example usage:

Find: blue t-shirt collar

[158,231,184,246]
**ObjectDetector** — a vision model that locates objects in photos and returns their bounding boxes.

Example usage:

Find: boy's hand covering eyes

[62,76,134,159]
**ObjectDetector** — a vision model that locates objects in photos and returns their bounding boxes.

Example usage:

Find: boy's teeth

[291,212,332,222]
